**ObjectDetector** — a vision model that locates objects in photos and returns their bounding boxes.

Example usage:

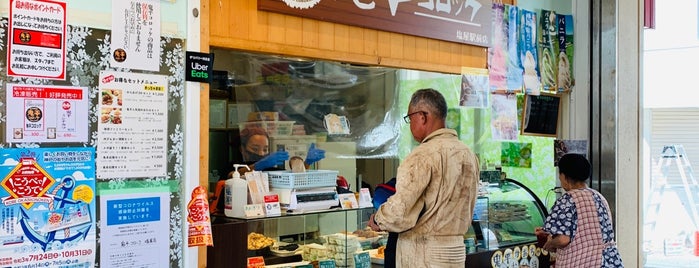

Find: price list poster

[0,147,96,268]
[97,71,167,179]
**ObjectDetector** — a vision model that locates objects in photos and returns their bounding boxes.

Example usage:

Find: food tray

[266,170,338,189]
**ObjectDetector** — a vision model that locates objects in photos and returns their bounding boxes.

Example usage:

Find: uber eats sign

[186,51,213,83]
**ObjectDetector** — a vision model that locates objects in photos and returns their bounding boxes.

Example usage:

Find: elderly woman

[535,153,624,267]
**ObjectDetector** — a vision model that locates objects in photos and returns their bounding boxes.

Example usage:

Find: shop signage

[186,51,213,83]
[258,0,492,47]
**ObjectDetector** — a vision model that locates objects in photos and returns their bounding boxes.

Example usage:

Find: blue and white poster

[0,147,96,267]
[99,192,170,268]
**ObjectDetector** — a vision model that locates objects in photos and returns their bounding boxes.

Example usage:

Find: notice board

[521,94,561,137]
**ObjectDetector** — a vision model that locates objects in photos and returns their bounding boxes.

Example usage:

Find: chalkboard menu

[521,94,561,137]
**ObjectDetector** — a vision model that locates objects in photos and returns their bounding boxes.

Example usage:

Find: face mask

[243,151,265,162]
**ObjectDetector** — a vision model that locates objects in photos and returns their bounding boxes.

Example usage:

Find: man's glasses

[403,111,427,123]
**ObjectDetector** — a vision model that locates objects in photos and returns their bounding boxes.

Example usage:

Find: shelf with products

[208,207,380,268]
[465,178,552,268]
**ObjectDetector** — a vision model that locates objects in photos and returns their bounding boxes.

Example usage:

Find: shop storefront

[199,0,610,267]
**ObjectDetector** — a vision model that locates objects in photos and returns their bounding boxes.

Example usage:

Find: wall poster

[110,0,161,71]
[0,147,96,267]
[99,192,170,268]
[7,0,67,80]
[97,71,168,179]
[5,84,89,143]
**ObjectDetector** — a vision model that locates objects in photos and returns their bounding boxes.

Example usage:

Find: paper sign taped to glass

[324,114,350,135]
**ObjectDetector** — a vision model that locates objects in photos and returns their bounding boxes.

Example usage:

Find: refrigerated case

[465,178,552,268]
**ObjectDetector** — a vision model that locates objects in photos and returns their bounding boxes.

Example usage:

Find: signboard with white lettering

[258,0,492,47]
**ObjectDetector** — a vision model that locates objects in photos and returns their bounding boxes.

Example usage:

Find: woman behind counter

[209,126,325,214]
[535,153,623,267]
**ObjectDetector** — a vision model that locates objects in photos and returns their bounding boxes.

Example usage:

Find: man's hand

[368,213,381,232]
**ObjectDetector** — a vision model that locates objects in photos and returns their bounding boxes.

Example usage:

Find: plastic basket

[266,170,339,189]
[239,121,295,136]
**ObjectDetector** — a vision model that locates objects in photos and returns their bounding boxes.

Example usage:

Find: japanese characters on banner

[539,10,559,93]
[97,71,168,179]
[99,192,170,268]
[5,84,88,143]
[111,0,161,71]
[187,186,213,247]
[520,9,540,95]
[0,147,96,268]
[7,0,67,80]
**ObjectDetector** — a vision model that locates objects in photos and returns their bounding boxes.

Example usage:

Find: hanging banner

[520,9,540,95]
[488,3,507,92]
[539,10,559,94]
[97,71,168,179]
[5,84,89,143]
[0,147,96,268]
[505,5,523,92]
[111,0,161,71]
[557,14,574,93]
[7,0,67,80]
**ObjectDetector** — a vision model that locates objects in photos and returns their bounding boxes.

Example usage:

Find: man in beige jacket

[369,88,479,267]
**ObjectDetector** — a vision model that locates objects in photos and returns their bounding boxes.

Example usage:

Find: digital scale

[271,187,339,211]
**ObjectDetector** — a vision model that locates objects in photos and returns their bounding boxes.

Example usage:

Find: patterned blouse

[544,189,624,267]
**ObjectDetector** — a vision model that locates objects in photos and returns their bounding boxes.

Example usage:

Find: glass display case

[208,207,377,268]
[208,179,551,268]
[465,178,552,267]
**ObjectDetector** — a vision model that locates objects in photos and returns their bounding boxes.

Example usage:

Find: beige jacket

[375,128,479,267]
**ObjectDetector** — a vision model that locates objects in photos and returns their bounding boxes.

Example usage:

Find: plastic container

[265,170,339,189]
[238,121,295,136]
[224,164,250,217]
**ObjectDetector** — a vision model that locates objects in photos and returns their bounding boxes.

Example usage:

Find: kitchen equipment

[271,187,339,211]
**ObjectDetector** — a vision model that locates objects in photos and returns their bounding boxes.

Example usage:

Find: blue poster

[519,9,541,95]
[0,147,96,268]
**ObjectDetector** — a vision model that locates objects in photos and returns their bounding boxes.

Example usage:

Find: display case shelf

[208,207,376,268]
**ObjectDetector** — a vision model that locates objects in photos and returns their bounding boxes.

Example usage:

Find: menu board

[521,94,561,137]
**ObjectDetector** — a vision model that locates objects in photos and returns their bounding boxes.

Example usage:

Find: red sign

[263,194,279,203]
[247,256,265,268]
[1,158,55,209]
[258,0,492,47]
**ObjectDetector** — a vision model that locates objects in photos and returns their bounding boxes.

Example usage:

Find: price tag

[338,193,358,209]
[353,251,371,268]
[358,188,373,208]
[263,194,281,215]
[318,260,336,268]
[246,256,265,267]
[244,204,264,217]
